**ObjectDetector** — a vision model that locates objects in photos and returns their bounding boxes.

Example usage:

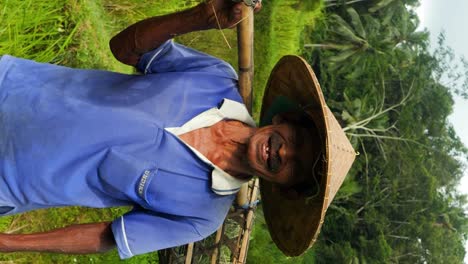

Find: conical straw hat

[259,55,356,256]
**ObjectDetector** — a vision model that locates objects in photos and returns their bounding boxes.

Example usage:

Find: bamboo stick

[237,179,260,263]
[210,226,224,264]
[235,0,254,208]
[233,4,255,263]
[236,3,254,112]
[185,243,194,264]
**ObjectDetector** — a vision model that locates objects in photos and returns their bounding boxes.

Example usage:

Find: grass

[0,0,322,262]
[64,0,129,72]
[0,0,77,63]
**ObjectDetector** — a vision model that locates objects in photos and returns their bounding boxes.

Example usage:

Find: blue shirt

[0,41,253,258]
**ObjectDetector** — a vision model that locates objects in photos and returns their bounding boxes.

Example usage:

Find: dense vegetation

[0,0,466,263]
[249,1,468,263]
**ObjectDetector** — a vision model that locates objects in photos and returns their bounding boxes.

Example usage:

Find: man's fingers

[215,0,261,29]
[254,0,262,13]
[228,2,243,25]
[232,0,262,12]
[233,3,242,15]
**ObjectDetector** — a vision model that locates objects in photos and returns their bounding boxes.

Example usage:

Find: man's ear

[272,185,301,200]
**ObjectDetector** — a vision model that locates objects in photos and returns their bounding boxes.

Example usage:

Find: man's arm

[109,0,260,66]
[0,222,115,254]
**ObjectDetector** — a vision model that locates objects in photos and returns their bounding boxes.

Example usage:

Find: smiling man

[0,0,355,259]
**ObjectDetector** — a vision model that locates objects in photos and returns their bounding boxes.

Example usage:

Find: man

[0,0,303,258]
[0,0,356,259]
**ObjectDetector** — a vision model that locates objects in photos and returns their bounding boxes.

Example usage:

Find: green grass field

[0,0,321,262]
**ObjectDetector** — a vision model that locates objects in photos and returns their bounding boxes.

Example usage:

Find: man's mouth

[262,134,282,172]
[261,136,272,165]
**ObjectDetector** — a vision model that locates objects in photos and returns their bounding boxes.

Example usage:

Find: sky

[415,1,468,262]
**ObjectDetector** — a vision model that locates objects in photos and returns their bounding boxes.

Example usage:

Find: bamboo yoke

[158,2,260,263]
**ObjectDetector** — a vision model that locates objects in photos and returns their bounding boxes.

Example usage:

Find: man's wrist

[0,233,17,252]
[0,233,8,251]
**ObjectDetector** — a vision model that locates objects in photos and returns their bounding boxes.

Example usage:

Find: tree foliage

[250,0,467,263]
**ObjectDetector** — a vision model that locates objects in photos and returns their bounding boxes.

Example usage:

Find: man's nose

[278,143,295,160]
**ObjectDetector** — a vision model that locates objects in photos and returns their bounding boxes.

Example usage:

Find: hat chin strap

[305,151,325,203]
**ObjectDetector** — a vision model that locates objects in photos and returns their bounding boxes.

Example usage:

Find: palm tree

[305,7,394,78]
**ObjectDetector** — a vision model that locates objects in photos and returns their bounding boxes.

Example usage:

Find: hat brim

[259,55,356,256]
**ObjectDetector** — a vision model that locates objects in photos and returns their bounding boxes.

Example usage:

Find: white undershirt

[165,99,256,195]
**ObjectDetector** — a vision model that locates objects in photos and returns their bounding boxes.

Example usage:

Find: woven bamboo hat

[259,55,356,256]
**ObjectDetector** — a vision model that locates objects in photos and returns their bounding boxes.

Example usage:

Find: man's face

[247,116,313,186]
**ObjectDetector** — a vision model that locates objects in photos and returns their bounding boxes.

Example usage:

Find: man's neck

[178,120,256,178]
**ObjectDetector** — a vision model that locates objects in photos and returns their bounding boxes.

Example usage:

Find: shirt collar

[165,99,256,195]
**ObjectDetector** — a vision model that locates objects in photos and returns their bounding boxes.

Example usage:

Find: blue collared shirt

[0,41,253,258]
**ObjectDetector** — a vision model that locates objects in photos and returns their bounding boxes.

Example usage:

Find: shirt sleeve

[111,209,219,259]
[135,40,238,79]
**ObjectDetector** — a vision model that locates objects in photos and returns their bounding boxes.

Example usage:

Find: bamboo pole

[237,179,260,263]
[185,243,194,264]
[236,4,254,111]
[234,5,255,263]
[210,226,224,264]
[235,0,254,209]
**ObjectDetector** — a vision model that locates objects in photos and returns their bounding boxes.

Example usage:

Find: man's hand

[203,0,262,29]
